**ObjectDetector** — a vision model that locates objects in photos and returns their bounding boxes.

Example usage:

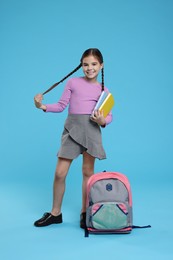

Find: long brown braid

[43,64,82,95]
[42,48,104,95]
[101,67,104,91]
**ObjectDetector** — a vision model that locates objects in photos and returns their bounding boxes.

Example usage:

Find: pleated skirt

[57,114,106,160]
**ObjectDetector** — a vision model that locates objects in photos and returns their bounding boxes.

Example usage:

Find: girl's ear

[101,63,104,69]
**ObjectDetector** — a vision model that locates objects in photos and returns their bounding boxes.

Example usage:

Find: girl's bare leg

[81,152,95,213]
[51,157,72,216]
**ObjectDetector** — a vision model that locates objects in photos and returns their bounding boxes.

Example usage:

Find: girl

[34,48,113,228]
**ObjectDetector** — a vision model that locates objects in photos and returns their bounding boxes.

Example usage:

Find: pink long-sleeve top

[45,77,113,125]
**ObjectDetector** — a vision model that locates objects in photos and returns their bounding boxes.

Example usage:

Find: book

[99,93,114,117]
[93,91,108,111]
[92,92,115,118]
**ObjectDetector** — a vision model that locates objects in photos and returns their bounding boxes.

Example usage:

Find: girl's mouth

[86,70,95,75]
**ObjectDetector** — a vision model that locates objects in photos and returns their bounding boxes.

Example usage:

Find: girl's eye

[82,62,98,67]
[92,63,97,66]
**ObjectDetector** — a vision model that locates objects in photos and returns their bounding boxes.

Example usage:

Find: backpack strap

[132,225,151,229]
[84,227,89,237]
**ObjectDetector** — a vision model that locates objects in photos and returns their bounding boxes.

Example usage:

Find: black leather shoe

[34,212,63,227]
[80,212,86,229]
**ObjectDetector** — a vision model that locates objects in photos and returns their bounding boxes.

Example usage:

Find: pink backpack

[85,171,150,236]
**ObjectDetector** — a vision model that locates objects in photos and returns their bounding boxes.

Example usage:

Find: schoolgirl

[34,48,113,228]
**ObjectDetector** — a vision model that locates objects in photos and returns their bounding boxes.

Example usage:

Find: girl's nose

[87,65,92,70]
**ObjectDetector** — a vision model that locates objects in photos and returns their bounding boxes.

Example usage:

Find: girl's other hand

[34,94,46,110]
[90,110,106,127]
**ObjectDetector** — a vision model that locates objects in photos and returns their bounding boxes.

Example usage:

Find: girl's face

[82,55,103,83]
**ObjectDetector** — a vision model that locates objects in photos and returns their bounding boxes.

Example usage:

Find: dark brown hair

[43,48,104,95]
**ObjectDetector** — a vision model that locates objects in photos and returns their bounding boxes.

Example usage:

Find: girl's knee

[54,169,67,181]
[54,158,72,181]
[82,164,94,178]
[82,152,95,178]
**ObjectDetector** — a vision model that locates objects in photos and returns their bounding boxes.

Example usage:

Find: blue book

[92,91,108,113]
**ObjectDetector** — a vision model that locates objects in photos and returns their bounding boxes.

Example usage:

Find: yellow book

[98,93,115,117]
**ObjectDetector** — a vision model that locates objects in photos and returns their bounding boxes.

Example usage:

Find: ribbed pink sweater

[45,77,112,125]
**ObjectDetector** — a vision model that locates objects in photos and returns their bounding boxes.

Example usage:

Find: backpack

[85,171,150,237]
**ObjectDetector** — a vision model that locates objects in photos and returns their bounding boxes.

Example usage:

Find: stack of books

[92,91,115,118]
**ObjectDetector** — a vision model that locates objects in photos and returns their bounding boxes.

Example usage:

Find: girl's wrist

[99,119,106,127]
[40,104,47,111]
[100,123,106,127]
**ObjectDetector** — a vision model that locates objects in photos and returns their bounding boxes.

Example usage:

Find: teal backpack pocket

[91,202,128,230]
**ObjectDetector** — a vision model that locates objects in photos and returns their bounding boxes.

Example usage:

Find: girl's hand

[90,110,106,127]
[34,94,46,110]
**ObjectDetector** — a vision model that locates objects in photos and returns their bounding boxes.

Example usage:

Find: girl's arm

[105,112,113,125]
[34,80,72,113]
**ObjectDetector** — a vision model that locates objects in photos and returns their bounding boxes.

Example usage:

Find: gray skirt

[57,114,106,160]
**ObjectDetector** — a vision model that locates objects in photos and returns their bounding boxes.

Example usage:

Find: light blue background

[1,0,173,259]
